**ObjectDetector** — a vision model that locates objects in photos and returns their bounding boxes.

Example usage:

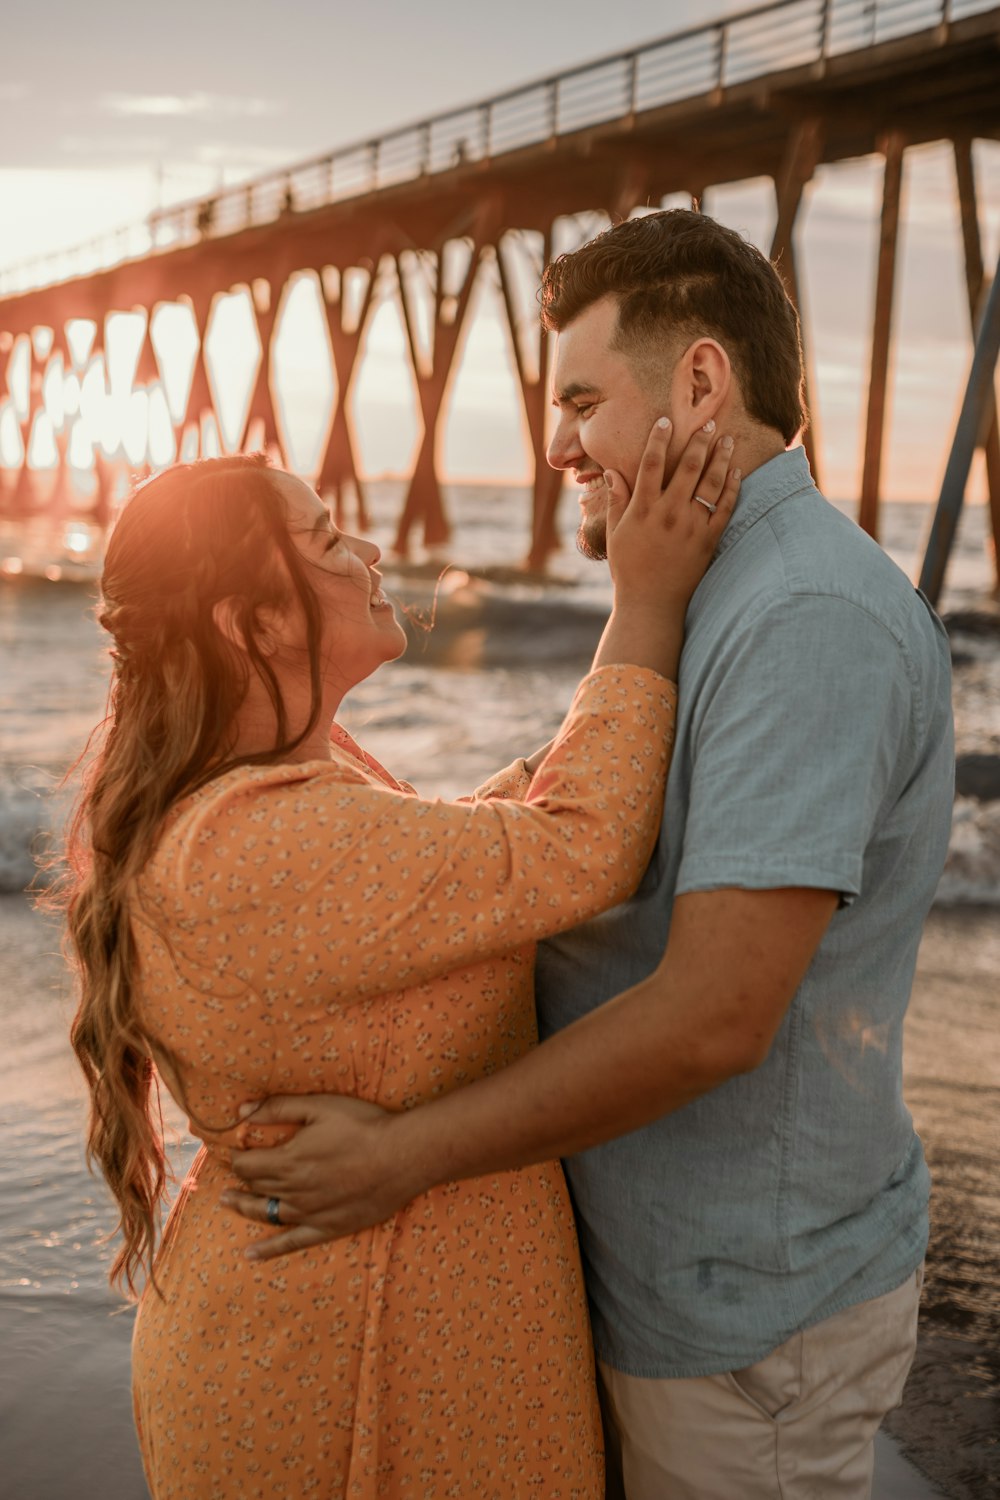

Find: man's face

[547,295,674,560]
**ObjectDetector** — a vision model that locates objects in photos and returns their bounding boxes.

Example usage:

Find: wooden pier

[0,0,998,578]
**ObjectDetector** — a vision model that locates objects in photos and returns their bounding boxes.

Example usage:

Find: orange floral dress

[130,666,677,1499]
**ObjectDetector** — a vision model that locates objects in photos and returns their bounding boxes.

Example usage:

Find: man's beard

[576,514,608,562]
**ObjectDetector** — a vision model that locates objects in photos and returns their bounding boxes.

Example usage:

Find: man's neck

[730,427,787,481]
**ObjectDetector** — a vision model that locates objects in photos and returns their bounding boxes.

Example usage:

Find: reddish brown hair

[540,209,806,443]
[58,454,326,1296]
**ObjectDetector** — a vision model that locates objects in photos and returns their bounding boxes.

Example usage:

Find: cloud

[59,134,168,157]
[195,142,298,169]
[100,92,284,120]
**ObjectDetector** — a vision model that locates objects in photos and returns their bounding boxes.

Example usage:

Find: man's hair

[540,209,806,443]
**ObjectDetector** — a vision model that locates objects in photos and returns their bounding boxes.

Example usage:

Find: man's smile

[576,470,607,499]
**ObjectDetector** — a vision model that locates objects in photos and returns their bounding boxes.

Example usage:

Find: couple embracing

[64,210,954,1499]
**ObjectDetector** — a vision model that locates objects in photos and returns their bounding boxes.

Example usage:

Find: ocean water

[2,479,998,900]
[0,480,998,1498]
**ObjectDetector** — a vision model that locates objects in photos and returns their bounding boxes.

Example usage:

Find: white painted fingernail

[702,419,716,433]
[656,416,671,429]
[603,471,614,487]
[721,434,734,450]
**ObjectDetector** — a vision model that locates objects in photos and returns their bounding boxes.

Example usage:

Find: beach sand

[884,906,1000,1500]
[0,893,995,1499]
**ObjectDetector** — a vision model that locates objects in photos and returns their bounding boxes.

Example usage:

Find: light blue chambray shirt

[535,447,955,1379]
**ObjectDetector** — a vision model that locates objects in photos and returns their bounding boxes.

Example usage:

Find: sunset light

[1,4,999,1499]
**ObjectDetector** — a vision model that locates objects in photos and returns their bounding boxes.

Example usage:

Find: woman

[63,426,736,1499]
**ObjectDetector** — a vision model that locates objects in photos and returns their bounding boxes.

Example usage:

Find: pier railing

[0,0,994,296]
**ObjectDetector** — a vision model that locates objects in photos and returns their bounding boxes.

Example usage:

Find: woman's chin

[359,625,408,678]
[384,617,408,662]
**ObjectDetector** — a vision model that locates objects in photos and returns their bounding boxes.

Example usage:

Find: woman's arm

[220,426,741,1244]
[477,420,737,794]
[161,422,737,1005]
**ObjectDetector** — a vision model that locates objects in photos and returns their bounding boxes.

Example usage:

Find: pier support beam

[860,131,906,540]
[86,332,114,529]
[92,448,114,531]
[611,160,650,224]
[184,287,219,460]
[11,331,48,517]
[318,262,377,530]
[953,136,1000,589]
[394,217,489,555]
[44,329,73,524]
[770,118,824,488]
[0,334,10,518]
[496,228,563,570]
[243,277,284,460]
[919,247,1000,605]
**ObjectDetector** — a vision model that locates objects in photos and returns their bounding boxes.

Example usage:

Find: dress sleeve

[151,666,677,1001]
[469,759,534,803]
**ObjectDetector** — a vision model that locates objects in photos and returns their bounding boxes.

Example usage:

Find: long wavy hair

[55,454,326,1297]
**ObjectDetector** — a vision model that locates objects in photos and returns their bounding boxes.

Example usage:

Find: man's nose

[546,414,581,472]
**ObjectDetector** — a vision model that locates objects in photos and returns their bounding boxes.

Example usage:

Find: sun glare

[8,336,30,421]
[42,355,65,429]
[147,384,176,467]
[27,410,58,469]
[150,303,199,426]
[65,319,97,370]
[68,418,94,470]
[121,388,150,467]
[0,401,25,467]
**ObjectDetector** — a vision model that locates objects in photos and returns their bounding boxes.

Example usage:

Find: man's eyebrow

[552,381,600,406]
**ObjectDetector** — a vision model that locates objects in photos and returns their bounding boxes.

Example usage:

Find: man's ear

[212,598,282,657]
[675,338,731,426]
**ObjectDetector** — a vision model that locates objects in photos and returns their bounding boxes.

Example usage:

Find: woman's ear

[212,598,282,657]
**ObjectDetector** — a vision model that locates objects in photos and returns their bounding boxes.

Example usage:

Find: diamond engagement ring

[693,495,718,514]
[265,1197,282,1226]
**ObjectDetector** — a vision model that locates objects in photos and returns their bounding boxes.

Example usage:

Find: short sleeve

[677,594,914,901]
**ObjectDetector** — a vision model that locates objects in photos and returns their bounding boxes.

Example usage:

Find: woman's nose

[345,534,381,566]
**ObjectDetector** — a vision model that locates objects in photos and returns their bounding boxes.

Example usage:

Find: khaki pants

[598,1268,923,1500]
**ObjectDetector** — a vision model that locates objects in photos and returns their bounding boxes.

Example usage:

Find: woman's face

[271,471,407,690]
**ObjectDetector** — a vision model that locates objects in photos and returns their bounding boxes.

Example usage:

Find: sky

[1,0,998,504]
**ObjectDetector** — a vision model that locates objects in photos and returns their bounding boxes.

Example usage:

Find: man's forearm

[383,884,837,1200]
[386,967,720,1200]
[224,887,836,1256]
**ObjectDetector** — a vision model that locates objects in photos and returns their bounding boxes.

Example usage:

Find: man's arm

[226,884,837,1258]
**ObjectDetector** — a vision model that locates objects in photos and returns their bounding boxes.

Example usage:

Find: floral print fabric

[130,666,677,1498]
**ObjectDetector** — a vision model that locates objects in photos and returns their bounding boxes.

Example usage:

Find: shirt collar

[715,445,817,559]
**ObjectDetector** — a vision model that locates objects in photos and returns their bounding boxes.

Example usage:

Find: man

[228,211,955,1498]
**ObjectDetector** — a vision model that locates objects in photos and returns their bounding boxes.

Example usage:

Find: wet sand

[884,906,1000,1499]
[0,895,996,1498]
